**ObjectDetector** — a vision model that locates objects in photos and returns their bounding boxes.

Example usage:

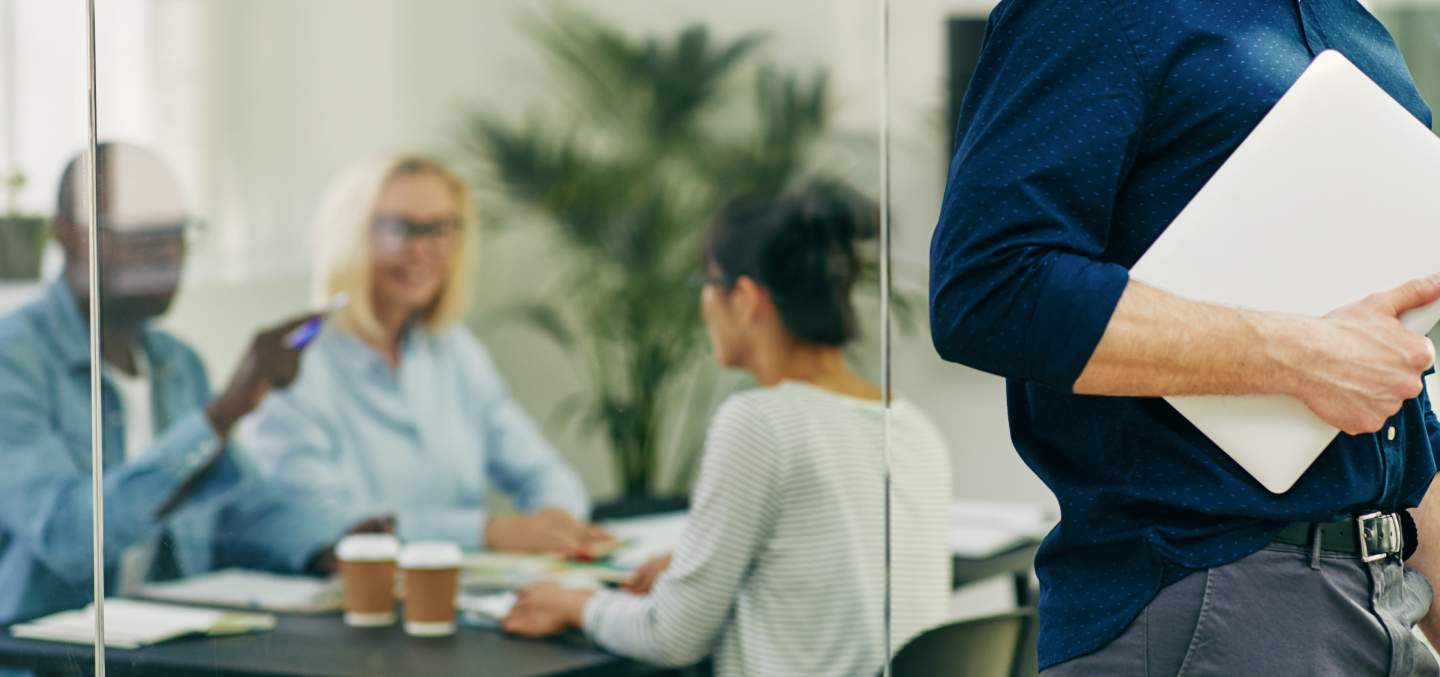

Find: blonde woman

[241,155,606,556]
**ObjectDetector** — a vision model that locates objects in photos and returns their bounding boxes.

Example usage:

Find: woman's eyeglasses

[371,215,459,243]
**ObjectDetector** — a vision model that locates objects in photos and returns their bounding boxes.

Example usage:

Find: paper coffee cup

[337,534,400,627]
[399,542,462,637]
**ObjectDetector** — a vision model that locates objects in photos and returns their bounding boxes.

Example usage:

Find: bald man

[0,142,382,628]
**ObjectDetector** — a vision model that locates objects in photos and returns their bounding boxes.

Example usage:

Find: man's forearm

[1073,280,1317,398]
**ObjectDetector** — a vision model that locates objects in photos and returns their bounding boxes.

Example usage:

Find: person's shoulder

[427,324,500,373]
[700,392,785,476]
[429,322,486,352]
[422,325,514,404]
[986,0,1146,48]
[991,0,1135,22]
[713,389,780,427]
[709,388,811,452]
[0,298,46,350]
[0,298,51,379]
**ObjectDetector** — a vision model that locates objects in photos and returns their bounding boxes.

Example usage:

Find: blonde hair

[310,155,477,342]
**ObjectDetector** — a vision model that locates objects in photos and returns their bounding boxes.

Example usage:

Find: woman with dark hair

[502,183,952,676]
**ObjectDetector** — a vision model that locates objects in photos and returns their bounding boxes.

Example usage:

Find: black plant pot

[591,494,690,522]
[0,216,47,281]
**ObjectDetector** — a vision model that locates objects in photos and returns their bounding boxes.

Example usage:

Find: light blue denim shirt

[239,322,590,548]
[0,281,350,625]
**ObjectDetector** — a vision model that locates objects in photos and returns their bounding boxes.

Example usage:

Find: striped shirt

[583,381,952,676]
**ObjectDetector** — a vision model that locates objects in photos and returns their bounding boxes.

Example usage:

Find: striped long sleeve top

[582,381,952,676]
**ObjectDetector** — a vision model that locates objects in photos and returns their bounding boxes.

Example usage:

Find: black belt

[1273,512,1406,562]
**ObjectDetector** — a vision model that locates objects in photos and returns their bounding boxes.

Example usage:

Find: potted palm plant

[0,171,48,281]
[463,12,876,508]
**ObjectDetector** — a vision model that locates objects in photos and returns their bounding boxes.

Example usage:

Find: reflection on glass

[0,4,100,675]
[0,148,109,631]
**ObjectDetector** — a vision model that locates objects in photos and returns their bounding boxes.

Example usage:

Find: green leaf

[456,11,873,497]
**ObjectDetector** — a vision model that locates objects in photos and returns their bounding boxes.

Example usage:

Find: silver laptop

[1129,51,1440,494]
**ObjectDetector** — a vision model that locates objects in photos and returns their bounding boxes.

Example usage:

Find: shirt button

[1387,426,1397,442]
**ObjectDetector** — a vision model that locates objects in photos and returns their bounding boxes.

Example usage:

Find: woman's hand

[501,583,594,637]
[623,554,673,594]
[485,508,617,560]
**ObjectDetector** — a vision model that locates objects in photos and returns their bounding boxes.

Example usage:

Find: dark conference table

[0,540,1042,677]
[0,614,669,677]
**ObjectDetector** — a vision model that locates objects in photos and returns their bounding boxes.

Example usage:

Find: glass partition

[0,0,103,674]
[89,2,893,676]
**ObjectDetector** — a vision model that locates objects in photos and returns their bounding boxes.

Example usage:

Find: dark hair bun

[707,181,876,346]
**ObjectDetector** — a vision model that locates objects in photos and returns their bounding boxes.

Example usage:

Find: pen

[283,293,350,350]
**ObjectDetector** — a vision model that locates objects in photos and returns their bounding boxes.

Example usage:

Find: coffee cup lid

[399,541,463,569]
[336,534,400,562]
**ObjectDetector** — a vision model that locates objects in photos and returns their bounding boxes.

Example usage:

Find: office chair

[888,608,1039,677]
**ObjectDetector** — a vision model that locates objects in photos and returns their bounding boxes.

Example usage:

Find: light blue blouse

[239,323,590,548]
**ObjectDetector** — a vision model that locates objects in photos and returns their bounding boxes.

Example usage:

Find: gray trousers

[1043,543,1439,677]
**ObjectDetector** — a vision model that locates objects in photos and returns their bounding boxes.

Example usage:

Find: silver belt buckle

[1357,512,1401,563]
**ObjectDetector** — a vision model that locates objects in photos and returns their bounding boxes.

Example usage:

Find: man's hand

[623,554,672,594]
[1293,276,1440,435]
[307,514,397,575]
[501,583,593,638]
[206,314,319,437]
[485,508,617,560]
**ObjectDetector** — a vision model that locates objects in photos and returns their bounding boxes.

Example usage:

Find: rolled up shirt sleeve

[928,0,1147,389]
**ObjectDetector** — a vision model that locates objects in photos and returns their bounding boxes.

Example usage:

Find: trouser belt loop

[1309,522,1323,571]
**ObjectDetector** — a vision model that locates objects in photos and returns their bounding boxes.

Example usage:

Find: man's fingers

[277,312,323,334]
[1371,275,1440,317]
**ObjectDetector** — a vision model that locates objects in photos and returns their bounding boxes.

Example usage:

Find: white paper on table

[137,569,342,614]
[10,599,274,649]
[458,592,517,620]
[602,512,689,570]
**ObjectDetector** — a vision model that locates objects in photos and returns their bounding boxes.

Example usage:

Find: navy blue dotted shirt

[930,0,1438,669]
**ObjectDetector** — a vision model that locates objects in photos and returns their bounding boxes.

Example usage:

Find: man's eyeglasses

[80,218,207,247]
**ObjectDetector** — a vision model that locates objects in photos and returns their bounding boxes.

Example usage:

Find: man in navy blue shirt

[931,1,1440,674]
